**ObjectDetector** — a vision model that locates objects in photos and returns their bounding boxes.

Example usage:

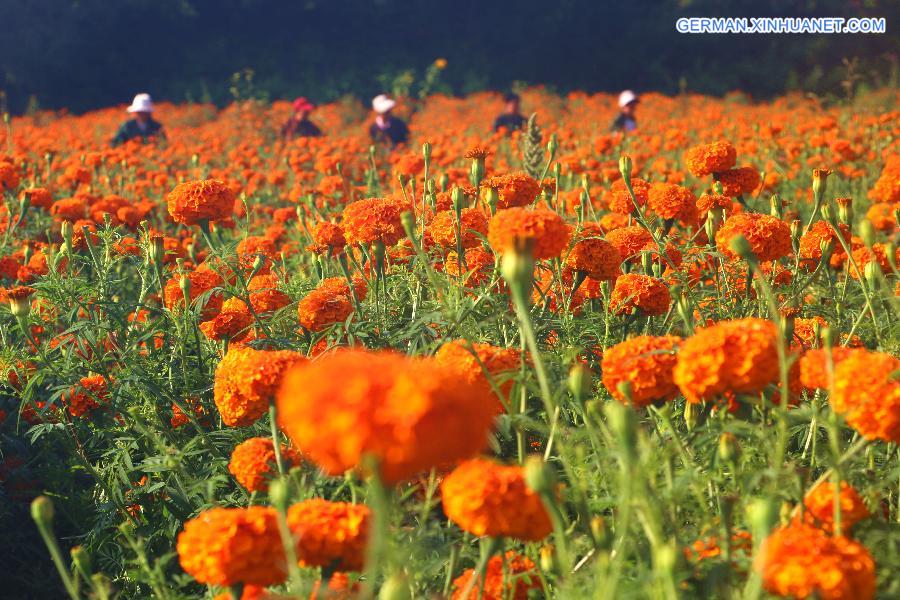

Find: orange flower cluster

[199,297,252,341]
[481,171,541,209]
[717,166,761,197]
[609,273,671,316]
[276,350,496,483]
[799,220,850,268]
[716,212,792,262]
[429,208,489,249]
[341,198,404,246]
[684,141,737,177]
[602,335,681,407]
[435,340,521,410]
[797,347,860,390]
[440,458,552,541]
[228,437,302,492]
[801,480,870,533]
[487,207,570,260]
[167,179,235,226]
[286,499,370,571]
[673,318,779,403]
[307,221,346,255]
[868,155,900,203]
[647,182,698,223]
[213,347,306,426]
[831,350,900,442]
[564,223,621,280]
[177,506,286,587]
[607,177,649,215]
[64,374,109,417]
[451,551,540,600]
[756,523,875,600]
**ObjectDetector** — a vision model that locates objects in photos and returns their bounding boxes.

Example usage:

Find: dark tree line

[0,0,898,113]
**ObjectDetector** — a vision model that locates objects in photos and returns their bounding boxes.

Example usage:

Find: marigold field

[1,88,899,599]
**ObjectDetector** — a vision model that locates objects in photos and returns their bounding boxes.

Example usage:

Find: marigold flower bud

[567,363,592,403]
[858,219,875,248]
[717,432,741,463]
[618,155,633,183]
[524,455,553,495]
[31,495,55,525]
[379,573,412,600]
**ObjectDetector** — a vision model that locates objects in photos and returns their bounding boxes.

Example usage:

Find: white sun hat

[372,94,397,114]
[618,90,638,108]
[126,93,155,113]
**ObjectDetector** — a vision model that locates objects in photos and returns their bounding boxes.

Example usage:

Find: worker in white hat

[611,90,639,133]
[112,93,165,146]
[369,93,409,147]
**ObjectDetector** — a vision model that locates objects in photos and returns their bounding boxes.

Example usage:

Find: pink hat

[292,97,315,112]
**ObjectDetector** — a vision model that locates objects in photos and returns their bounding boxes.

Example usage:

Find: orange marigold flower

[801,480,870,533]
[848,243,897,280]
[429,208,489,249]
[647,182,698,223]
[450,551,540,600]
[481,172,541,209]
[684,141,737,177]
[286,499,370,571]
[276,350,496,483]
[487,207,570,260]
[444,247,495,287]
[341,198,404,247]
[199,297,253,341]
[213,347,306,427]
[50,197,88,222]
[607,177,650,214]
[64,375,110,417]
[602,335,681,407]
[177,506,286,587]
[609,273,671,316]
[228,437,301,492]
[604,225,652,260]
[716,213,792,262]
[247,274,292,314]
[171,397,206,428]
[716,166,761,197]
[673,318,779,403]
[865,202,896,232]
[307,221,346,255]
[564,223,621,281]
[831,350,900,442]
[236,236,278,272]
[441,458,552,541]
[797,347,860,390]
[166,179,235,226]
[798,220,850,268]
[435,340,520,411]
[22,187,54,210]
[756,523,875,600]
[696,192,732,215]
[0,162,20,191]
[296,277,366,332]
[164,268,224,320]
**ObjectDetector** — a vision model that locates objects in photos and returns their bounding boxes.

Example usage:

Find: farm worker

[281,97,322,139]
[610,90,639,133]
[112,93,165,146]
[493,92,526,133]
[369,94,409,147]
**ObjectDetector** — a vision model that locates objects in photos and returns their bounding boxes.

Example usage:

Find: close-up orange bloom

[435,340,521,410]
[800,480,870,533]
[716,212,792,262]
[602,335,681,407]
[647,182,698,223]
[797,347,861,390]
[167,179,235,226]
[684,140,737,177]
[673,318,779,403]
[286,499,370,571]
[276,350,496,483]
[756,523,875,600]
[450,551,540,600]
[487,207,570,260]
[564,222,622,281]
[428,208,489,249]
[830,349,900,442]
[716,166,761,197]
[64,374,110,417]
[609,273,671,316]
[440,457,552,541]
[228,437,302,492]
[481,171,541,209]
[213,347,306,426]
[341,197,404,247]
[177,506,286,587]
